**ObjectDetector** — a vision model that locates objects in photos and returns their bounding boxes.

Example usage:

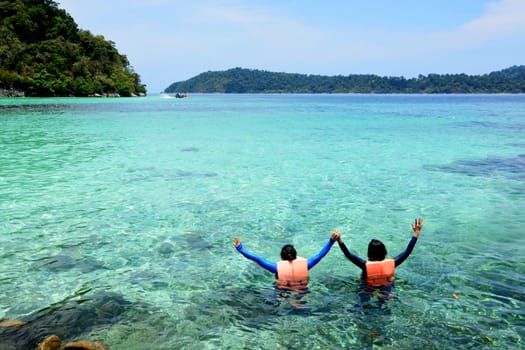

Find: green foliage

[0,0,146,96]
[165,67,525,94]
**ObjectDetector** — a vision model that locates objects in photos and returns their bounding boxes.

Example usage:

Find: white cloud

[424,0,525,51]
[462,0,525,39]
[337,0,525,75]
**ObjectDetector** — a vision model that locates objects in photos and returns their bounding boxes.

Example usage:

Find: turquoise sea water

[1,94,524,349]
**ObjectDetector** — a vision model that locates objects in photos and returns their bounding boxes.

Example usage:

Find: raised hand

[411,217,424,238]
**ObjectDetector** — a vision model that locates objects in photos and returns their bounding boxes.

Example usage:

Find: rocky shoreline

[0,88,25,97]
[0,88,147,98]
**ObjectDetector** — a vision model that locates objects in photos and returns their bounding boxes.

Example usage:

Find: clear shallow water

[0,94,524,349]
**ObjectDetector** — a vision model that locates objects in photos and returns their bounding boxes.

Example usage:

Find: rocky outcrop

[0,319,26,328]
[0,88,25,97]
[36,335,61,350]
[1,320,110,350]
[0,292,130,350]
[37,335,109,350]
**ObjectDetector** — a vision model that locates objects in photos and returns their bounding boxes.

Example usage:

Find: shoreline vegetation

[165,66,525,94]
[0,0,146,98]
[0,87,137,98]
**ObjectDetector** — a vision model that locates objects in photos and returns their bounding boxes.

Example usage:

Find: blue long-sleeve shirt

[338,236,418,279]
[235,238,336,276]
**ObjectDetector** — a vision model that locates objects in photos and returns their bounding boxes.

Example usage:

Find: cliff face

[0,0,146,97]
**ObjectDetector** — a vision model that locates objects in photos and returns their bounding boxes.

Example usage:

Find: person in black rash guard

[334,217,423,304]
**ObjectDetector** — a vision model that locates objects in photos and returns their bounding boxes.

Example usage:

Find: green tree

[0,0,146,96]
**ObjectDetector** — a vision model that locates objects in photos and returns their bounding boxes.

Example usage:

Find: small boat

[175,92,188,98]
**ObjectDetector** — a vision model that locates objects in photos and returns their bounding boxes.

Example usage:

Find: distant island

[165,66,525,94]
[0,0,146,97]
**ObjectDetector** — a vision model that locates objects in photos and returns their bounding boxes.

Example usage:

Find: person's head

[280,244,297,261]
[367,239,387,261]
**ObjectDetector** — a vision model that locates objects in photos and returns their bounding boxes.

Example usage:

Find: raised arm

[307,232,338,269]
[233,238,277,274]
[394,217,423,267]
[335,230,366,269]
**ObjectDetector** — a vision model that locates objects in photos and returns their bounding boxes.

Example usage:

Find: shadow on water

[315,276,404,348]
[174,272,404,349]
[179,279,329,336]
[183,285,282,332]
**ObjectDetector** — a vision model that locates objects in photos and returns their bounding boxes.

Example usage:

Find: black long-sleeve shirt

[338,236,418,279]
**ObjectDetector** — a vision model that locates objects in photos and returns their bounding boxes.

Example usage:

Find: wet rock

[0,292,129,349]
[36,335,61,350]
[61,340,109,350]
[35,335,110,350]
[0,88,25,97]
[0,319,26,328]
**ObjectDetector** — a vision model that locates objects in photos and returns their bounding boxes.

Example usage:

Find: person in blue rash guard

[233,231,339,290]
[334,217,423,304]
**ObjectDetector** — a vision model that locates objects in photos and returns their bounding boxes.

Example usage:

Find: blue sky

[57,0,525,93]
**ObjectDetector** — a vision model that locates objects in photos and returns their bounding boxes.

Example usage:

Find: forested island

[0,0,146,97]
[165,66,525,94]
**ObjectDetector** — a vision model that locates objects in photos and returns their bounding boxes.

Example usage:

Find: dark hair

[368,239,387,261]
[280,244,297,261]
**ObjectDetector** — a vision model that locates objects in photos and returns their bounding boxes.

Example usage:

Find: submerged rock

[0,319,26,328]
[62,340,109,350]
[0,292,129,350]
[158,241,175,255]
[425,154,525,181]
[36,335,61,350]
[36,335,110,350]
[31,255,105,273]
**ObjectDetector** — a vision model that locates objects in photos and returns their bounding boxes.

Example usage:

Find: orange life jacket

[365,259,395,287]
[276,257,308,288]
